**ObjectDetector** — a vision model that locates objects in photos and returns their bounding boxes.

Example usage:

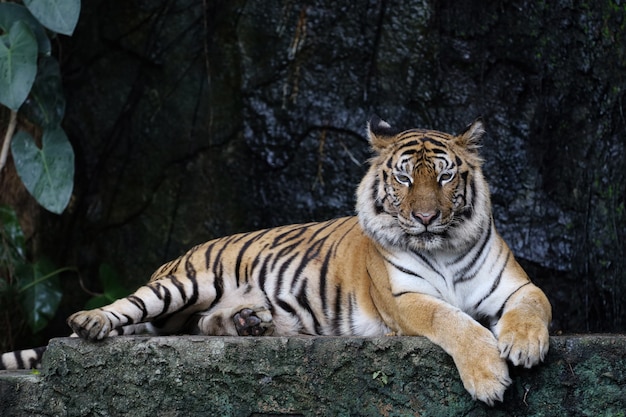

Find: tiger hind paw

[233,307,274,336]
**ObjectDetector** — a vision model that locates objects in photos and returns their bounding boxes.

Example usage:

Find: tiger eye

[439,172,454,183]
[394,173,412,186]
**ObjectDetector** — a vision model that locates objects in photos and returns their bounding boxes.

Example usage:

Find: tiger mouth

[397,216,443,235]
[399,223,442,237]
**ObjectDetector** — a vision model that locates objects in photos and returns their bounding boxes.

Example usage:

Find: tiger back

[2,116,551,406]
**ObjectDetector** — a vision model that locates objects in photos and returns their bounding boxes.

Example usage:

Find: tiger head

[356,116,492,252]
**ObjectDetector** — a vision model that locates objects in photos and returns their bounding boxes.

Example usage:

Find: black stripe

[397,139,421,149]
[399,148,419,159]
[295,277,322,334]
[429,147,448,155]
[422,137,446,148]
[148,282,171,319]
[108,310,122,322]
[270,239,305,271]
[306,218,344,243]
[460,171,470,200]
[14,351,24,369]
[318,247,333,315]
[396,129,427,140]
[208,236,240,309]
[411,251,447,282]
[160,256,183,275]
[332,285,343,334]
[385,256,426,280]
[213,271,223,306]
[169,275,188,303]
[449,220,491,265]
[453,223,493,284]
[290,238,326,292]
[153,251,207,320]
[127,295,148,321]
[468,174,477,210]
[204,240,223,310]
[347,292,356,334]
[473,251,511,311]
[32,346,46,368]
[258,252,274,297]
[211,234,241,273]
[275,253,299,289]
[234,228,276,286]
[234,235,257,287]
[203,239,219,269]
[271,224,310,248]
[462,170,470,185]
[275,298,304,332]
[374,176,384,214]
[495,281,532,320]
[275,298,296,315]
[184,257,199,308]
[392,288,444,298]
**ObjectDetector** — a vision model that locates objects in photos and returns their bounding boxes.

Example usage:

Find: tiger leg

[370,280,510,406]
[189,306,273,336]
[68,273,214,341]
[193,284,274,336]
[493,282,552,368]
[68,322,158,338]
[402,294,509,405]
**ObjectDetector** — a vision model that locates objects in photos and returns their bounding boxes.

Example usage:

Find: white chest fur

[381,228,521,321]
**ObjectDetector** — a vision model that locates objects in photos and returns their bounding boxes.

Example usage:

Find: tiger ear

[457,118,485,152]
[367,115,401,151]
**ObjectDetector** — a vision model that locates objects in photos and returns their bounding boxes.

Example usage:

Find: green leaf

[18,258,63,333]
[0,3,51,55]
[11,128,75,214]
[0,21,38,110]
[84,263,131,309]
[0,205,26,260]
[84,294,109,310]
[20,56,66,127]
[23,0,81,36]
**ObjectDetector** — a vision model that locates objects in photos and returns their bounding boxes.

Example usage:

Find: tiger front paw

[67,310,111,341]
[454,328,512,406]
[496,315,550,368]
[458,353,511,405]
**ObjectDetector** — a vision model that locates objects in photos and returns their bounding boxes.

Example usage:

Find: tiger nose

[413,210,439,225]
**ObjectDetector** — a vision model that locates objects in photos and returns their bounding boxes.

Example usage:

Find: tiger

[1,116,552,405]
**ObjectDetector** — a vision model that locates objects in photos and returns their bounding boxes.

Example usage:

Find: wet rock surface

[1,335,625,416]
[27,1,625,332]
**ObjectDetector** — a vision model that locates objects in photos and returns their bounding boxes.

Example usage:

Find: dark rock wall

[40,1,625,332]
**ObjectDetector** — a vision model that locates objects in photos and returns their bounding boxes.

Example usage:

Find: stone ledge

[0,335,624,416]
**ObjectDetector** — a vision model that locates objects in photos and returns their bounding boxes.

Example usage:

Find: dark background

[2,0,625,348]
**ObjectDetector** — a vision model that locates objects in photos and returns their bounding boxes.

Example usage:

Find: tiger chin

[2,116,551,406]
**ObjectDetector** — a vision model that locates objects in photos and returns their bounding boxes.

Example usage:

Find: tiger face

[357,116,491,252]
